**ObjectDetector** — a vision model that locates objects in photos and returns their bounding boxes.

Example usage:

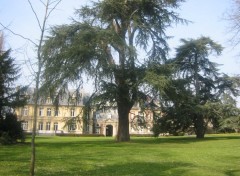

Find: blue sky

[0,0,239,83]
[167,0,239,75]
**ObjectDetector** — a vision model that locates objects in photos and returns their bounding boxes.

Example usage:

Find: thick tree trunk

[117,102,131,142]
[116,82,132,142]
[194,116,206,139]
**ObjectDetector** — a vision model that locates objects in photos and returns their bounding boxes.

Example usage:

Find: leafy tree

[42,0,186,141]
[157,37,238,138]
[217,93,240,133]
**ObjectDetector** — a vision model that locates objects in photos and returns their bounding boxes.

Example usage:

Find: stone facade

[16,89,154,136]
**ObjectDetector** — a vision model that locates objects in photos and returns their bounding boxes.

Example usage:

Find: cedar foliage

[43,0,186,141]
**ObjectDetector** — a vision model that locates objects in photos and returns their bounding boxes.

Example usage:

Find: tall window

[23,107,28,116]
[39,107,44,116]
[95,124,100,134]
[86,124,89,132]
[46,97,52,104]
[21,121,28,130]
[46,122,51,131]
[38,122,43,130]
[54,122,58,131]
[54,109,59,117]
[47,108,51,117]
[70,108,75,117]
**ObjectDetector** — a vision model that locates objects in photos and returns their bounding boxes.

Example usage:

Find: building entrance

[106,125,113,136]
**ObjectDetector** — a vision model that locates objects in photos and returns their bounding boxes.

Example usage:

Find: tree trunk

[117,102,131,142]
[194,115,206,139]
[30,75,40,176]
[116,83,132,142]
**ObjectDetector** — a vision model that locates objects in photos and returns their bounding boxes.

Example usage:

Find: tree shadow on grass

[37,161,194,176]
[131,135,240,145]
[30,134,240,148]
[225,169,240,176]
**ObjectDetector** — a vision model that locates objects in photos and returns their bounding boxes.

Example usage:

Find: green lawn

[0,134,239,176]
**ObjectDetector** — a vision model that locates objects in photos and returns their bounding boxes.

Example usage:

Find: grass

[0,134,239,176]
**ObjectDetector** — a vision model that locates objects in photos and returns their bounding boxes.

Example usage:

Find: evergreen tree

[0,49,26,144]
[42,0,186,141]
[156,37,238,138]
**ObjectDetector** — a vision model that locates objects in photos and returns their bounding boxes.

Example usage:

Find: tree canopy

[0,48,26,144]
[43,0,186,141]
[154,37,239,138]
[0,50,26,116]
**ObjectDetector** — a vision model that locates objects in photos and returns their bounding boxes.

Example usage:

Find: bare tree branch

[46,0,62,19]
[39,0,46,6]
[0,22,38,46]
[27,0,43,31]
[226,0,240,47]
[0,31,3,52]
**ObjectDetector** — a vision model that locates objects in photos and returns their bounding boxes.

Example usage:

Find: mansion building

[15,89,154,137]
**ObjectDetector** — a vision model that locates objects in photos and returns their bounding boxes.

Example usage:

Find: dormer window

[46,97,52,104]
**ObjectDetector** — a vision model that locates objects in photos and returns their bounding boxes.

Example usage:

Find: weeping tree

[157,37,239,138]
[42,0,186,141]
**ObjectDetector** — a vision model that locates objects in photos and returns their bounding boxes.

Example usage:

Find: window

[70,108,75,117]
[68,123,76,131]
[86,124,89,132]
[38,122,43,130]
[95,124,100,134]
[39,107,44,116]
[21,121,28,130]
[46,97,52,104]
[54,109,59,117]
[54,122,58,131]
[46,122,51,131]
[47,108,51,117]
[23,107,28,116]
[70,97,76,105]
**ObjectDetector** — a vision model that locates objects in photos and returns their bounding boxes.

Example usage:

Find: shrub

[0,113,25,145]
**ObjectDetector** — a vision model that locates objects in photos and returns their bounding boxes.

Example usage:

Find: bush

[130,134,153,137]
[0,113,25,145]
[0,132,12,145]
